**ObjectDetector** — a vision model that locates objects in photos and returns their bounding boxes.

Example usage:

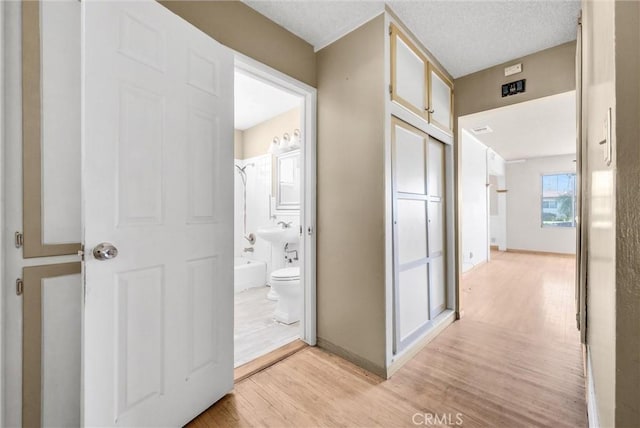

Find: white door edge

[233,53,317,346]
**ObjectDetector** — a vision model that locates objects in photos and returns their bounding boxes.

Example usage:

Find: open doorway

[459,90,577,271]
[232,59,316,369]
[457,90,578,336]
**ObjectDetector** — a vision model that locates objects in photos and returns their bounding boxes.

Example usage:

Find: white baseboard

[586,348,600,428]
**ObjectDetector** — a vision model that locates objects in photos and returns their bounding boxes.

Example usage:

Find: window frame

[540,172,577,228]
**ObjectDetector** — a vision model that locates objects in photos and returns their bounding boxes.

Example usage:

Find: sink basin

[256,226,299,245]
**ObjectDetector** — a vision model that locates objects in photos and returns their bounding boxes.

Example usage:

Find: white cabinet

[390,25,428,120]
[428,65,454,134]
[390,24,454,135]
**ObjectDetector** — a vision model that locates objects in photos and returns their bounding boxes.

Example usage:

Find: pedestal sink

[256,225,299,300]
[256,225,299,246]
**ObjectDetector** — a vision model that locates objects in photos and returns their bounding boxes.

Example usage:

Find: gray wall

[582,0,640,425]
[455,41,576,118]
[160,1,317,87]
[612,0,640,425]
[316,15,387,376]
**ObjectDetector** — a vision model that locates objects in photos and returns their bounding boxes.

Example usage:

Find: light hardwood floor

[191,251,587,427]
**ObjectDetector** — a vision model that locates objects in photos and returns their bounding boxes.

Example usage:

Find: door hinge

[389,25,393,36]
[16,278,24,296]
[389,84,393,96]
[307,226,314,236]
[15,232,23,248]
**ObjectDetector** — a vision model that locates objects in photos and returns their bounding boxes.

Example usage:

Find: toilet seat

[270,267,300,281]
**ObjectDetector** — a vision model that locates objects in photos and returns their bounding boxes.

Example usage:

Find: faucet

[243,247,254,253]
[277,221,292,229]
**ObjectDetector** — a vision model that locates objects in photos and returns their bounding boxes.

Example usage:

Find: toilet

[269,267,301,324]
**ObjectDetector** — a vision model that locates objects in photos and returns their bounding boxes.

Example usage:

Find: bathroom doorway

[232,56,316,370]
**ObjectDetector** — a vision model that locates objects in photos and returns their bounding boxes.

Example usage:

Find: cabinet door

[428,65,454,134]
[390,24,428,120]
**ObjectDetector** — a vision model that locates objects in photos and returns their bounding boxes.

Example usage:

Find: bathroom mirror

[275,150,300,211]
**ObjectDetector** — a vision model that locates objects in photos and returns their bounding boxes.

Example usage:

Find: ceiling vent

[471,125,493,135]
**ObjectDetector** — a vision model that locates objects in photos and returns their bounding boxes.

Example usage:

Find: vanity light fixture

[269,130,301,155]
[268,136,280,154]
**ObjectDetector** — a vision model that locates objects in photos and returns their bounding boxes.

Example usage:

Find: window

[541,173,576,227]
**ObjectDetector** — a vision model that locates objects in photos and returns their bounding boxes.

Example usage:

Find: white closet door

[392,118,430,352]
[82,0,234,426]
[428,66,453,134]
[427,139,447,317]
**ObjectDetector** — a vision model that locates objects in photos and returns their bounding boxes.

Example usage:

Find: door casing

[234,53,318,346]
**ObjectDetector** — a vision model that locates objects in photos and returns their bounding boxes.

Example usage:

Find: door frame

[234,53,317,346]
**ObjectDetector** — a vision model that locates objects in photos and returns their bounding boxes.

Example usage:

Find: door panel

[395,38,426,112]
[427,201,444,255]
[429,257,446,317]
[390,24,428,119]
[22,263,82,428]
[397,199,428,264]
[392,118,431,353]
[399,265,430,341]
[395,126,426,194]
[427,138,447,318]
[82,1,233,426]
[428,66,453,134]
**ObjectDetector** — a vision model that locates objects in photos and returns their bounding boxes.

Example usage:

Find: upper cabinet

[428,64,454,133]
[390,24,429,120]
[389,24,454,135]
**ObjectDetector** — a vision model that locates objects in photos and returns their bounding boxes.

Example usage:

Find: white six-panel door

[82,1,234,425]
[392,117,447,353]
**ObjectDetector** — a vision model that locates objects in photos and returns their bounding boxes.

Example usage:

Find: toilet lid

[271,267,300,280]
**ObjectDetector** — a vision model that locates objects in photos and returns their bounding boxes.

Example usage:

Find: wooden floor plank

[189,251,587,427]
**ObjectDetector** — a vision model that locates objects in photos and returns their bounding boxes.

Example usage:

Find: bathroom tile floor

[234,286,299,367]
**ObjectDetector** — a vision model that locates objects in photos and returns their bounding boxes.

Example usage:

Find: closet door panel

[427,138,447,319]
[427,201,444,255]
[395,126,426,194]
[398,265,430,341]
[429,257,446,317]
[397,199,427,264]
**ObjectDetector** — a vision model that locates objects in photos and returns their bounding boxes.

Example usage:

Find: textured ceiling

[243,0,580,78]
[459,90,576,160]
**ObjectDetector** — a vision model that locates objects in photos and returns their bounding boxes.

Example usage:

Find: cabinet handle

[429,108,435,114]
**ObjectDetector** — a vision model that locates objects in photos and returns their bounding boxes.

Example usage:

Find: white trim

[314,9,385,52]
[586,348,599,428]
[383,11,394,370]
[390,102,453,146]
[234,53,317,346]
[387,310,455,377]
[0,1,6,423]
